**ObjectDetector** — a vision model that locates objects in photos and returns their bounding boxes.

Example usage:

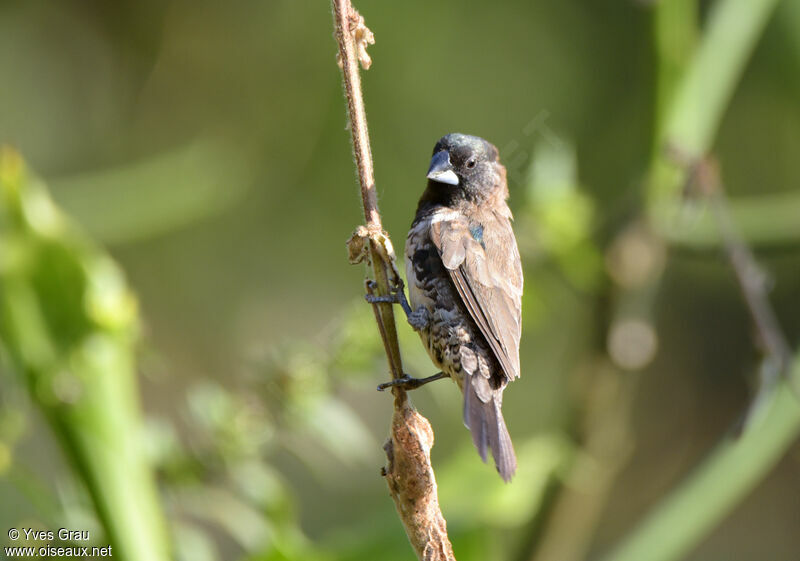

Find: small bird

[375,133,523,481]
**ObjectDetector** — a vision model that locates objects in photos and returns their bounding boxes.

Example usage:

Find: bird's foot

[377,372,446,392]
[364,280,429,331]
[364,293,399,305]
[364,280,414,316]
[406,307,430,331]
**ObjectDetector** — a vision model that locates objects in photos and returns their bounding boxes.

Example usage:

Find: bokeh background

[2,1,800,560]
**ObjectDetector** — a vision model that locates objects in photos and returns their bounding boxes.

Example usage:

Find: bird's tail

[463,374,517,482]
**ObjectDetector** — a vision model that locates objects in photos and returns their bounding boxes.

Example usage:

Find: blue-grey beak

[426,150,459,185]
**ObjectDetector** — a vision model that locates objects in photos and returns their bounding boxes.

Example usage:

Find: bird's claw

[364,292,401,305]
[407,308,430,331]
[377,372,446,392]
[365,290,429,331]
[364,280,415,318]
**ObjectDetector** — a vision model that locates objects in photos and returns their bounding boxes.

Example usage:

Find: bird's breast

[405,219,441,315]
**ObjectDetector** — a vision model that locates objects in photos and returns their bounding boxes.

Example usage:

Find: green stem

[662,190,800,248]
[599,359,800,561]
[653,0,697,155]
[602,2,789,560]
[47,336,170,561]
[663,0,780,159]
[649,0,781,211]
[0,149,170,561]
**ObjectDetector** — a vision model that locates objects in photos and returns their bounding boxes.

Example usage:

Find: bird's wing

[431,213,523,381]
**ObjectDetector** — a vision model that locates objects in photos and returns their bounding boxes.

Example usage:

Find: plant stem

[0,147,170,561]
[602,1,790,560]
[330,3,456,559]
[331,0,404,388]
[663,0,780,159]
[649,0,781,213]
[599,358,800,561]
[652,0,697,155]
[659,190,800,248]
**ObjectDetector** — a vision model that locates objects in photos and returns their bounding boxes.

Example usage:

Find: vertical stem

[652,0,697,154]
[330,4,456,559]
[332,0,404,386]
[332,0,379,229]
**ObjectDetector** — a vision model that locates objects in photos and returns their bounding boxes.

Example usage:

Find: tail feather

[463,374,518,482]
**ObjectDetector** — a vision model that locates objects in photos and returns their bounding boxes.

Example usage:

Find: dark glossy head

[425,133,504,203]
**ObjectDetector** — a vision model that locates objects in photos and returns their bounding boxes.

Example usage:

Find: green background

[1,1,800,560]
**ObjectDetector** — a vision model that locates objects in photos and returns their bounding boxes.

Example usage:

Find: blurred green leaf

[187,381,275,460]
[523,138,602,290]
[0,147,170,561]
[329,302,385,377]
[304,397,375,466]
[174,522,220,561]
[438,434,573,529]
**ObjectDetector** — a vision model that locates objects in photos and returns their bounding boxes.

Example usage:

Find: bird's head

[425,133,505,203]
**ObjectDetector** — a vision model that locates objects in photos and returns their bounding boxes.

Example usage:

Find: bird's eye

[466,158,477,169]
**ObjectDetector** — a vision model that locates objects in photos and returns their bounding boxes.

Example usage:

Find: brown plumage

[404,133,523,481]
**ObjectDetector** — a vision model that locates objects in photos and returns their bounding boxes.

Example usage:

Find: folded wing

[430,214,522,381]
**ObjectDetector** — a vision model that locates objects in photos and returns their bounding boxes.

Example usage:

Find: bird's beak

[426,150,459,185]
